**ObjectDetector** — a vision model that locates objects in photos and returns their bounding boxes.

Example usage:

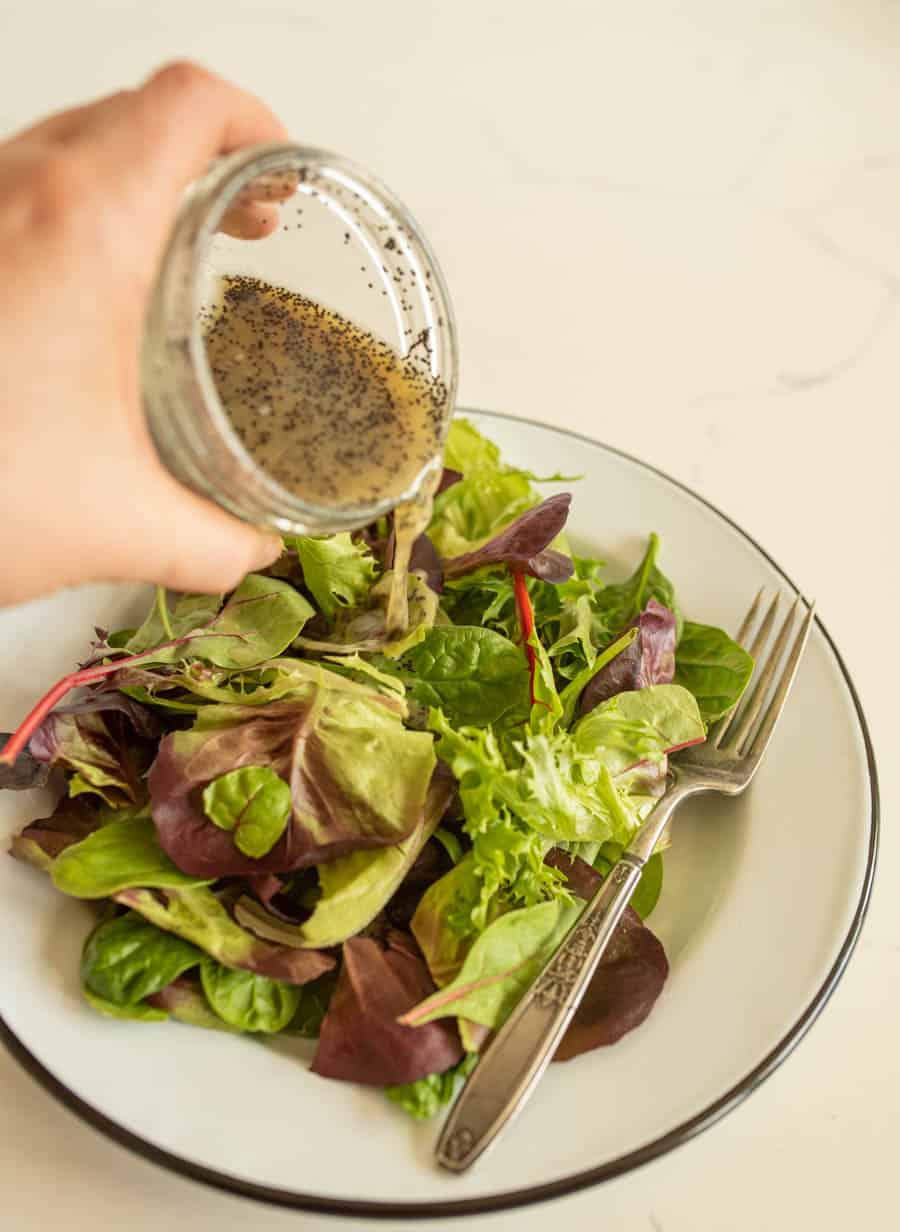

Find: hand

[0,62,290,607]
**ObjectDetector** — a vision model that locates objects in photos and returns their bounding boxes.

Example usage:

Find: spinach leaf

[288,971,339,1038]
[384,626,530,728]
[592,534,681,642]
[289,533,378,621]
[81,912,202,1006]
[674,620,754,723]
[202,766,292,858]
[386,1053,478,1119]
[83,987,168,1022]
[200,960,301,1033]
[51,816,212,898]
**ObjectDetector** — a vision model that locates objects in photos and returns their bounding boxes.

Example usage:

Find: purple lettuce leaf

[312,930,463,1086]
[246,872,305,923]
[384,528,444,594]
[146,974,237,1031]
[442,493,574,583]
[437,467,463,495]
[578,598,677,717]
[554,906,669,1059]
[149,691,436,878]
[28,694,162,806]
[9,797,102,870]
[543,848,669,1060]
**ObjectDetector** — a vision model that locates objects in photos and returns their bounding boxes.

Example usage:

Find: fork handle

[435,855,644,1172]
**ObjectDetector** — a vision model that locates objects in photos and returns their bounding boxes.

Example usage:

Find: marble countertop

[2,2,896,1229]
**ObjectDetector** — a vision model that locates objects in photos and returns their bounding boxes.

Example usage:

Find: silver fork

[436,589,816,1173]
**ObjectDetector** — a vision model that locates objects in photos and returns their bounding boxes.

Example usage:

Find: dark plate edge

[0,407,880,1220]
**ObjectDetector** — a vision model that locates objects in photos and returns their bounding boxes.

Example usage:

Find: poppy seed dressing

[202,275,446,633]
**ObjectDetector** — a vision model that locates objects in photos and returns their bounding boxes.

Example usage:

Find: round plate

[0,410,878,1218]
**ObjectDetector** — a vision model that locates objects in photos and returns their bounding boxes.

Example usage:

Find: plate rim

[0,406,880,1220]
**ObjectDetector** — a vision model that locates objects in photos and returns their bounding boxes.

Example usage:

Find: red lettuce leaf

[578,598,677,717]
[442,494,575,583]
[10,797,101,868]
[312,931,463,1085]
[149,694,436,878]
[544,848,669,1060]
[554,906,668,1059]
[29,694,162,806]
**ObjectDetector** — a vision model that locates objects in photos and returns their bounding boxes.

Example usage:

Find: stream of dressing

[202,276,446,633]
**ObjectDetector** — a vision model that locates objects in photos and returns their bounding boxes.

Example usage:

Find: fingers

[112,465,283,594]
[219,169,300,238]
[218,200,282,239]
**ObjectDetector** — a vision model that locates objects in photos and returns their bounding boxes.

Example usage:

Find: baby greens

[4,417,752,1127]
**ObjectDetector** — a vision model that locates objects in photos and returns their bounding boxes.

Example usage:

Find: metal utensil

[436,590,815,1173]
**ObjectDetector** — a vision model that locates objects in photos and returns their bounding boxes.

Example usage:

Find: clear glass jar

[142,144,458,536]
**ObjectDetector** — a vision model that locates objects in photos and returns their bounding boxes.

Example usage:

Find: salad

[1,419,753,1122]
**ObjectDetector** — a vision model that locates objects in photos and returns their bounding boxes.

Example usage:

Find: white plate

[0,410,878,1218]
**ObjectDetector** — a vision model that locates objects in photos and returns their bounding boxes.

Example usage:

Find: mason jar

[141,144,458,536]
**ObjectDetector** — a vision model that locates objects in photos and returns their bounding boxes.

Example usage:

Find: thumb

[114,466,283,593]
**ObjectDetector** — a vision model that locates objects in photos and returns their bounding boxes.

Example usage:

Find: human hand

[0,62,290,606]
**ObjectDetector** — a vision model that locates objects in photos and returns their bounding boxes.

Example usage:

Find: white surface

[0,413,874,1212]
[0,2,896,1229]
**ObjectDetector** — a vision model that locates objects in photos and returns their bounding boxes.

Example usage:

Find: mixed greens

[1,419,753,1121]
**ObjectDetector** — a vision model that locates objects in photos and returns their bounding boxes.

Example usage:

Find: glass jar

[142,144,458,536]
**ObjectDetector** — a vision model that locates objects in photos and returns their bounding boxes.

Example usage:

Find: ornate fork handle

[436,809,674,1173]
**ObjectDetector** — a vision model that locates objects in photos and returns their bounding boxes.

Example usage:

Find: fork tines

[710,590,816,759]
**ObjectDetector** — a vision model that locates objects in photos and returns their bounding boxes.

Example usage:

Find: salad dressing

[202,275,446,633]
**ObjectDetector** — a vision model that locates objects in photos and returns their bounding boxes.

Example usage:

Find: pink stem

[0,631,228,766]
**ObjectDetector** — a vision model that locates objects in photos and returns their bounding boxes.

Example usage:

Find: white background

[1,2,897,1229]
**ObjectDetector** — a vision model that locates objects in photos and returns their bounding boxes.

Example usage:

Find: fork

[436,589,816,1173]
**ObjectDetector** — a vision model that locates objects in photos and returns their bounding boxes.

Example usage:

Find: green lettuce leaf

[202,766,292,858]
[400,898,581,1030]
[51,816,212,898]
[125,575,314,670]
[428,712,570,932]
[572,683,705,772]
[442,419,504,472]
[115,885,334,986]
[125,593,223,657]
[289,533,378,621]
[200,960,301,1032]
[674,620,754,723]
